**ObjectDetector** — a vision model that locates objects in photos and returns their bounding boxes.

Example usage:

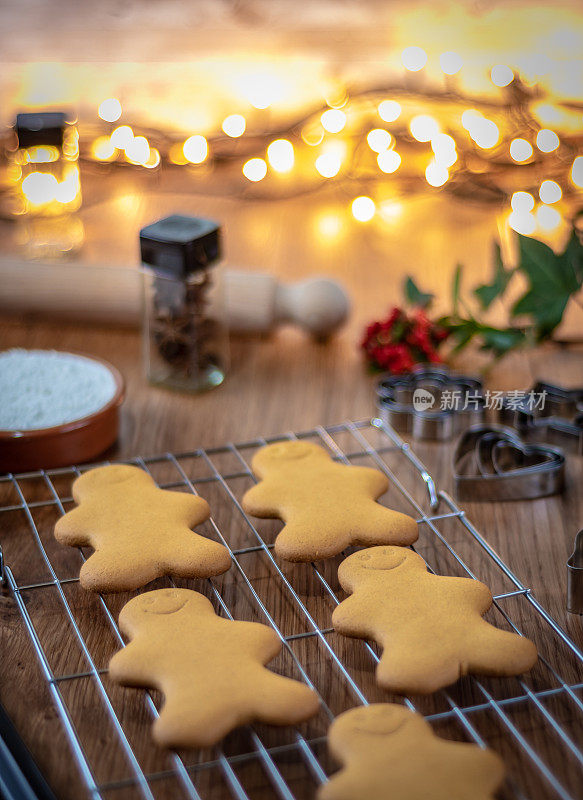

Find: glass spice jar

[140,215,229,392]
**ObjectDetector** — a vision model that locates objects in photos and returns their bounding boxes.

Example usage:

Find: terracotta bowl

[0,353,125,474]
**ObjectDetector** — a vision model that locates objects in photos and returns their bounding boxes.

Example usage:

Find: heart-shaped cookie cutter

[498,381,583,455]
[567,530,583,614]
[453,423,566,502]
[376,366,485,441]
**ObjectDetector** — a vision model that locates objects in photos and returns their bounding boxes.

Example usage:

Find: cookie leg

[254,672,320,725]
[153,694,243,749]
[467,625,538,677]
[165,534,232,579]
[376,645,463,695]
[351,504,419,547]
[79,549,154,593]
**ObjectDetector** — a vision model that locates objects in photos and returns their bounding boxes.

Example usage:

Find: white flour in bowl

[0,349,118,431]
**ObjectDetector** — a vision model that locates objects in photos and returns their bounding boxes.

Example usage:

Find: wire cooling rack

[1,418,583,800]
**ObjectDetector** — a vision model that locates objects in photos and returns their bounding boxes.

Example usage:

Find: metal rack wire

[1,418,582,800]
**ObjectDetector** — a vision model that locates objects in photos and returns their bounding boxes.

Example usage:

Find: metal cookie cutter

[376,365,485,441]
[567,530,583,614]
[498,381,583,455]
[453,423,566,502]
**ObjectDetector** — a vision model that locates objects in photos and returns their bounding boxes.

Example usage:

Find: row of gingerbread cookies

[110,588,505,800]
[55,441,537,696]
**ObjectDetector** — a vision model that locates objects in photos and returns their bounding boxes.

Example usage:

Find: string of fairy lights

[10,45,583,235]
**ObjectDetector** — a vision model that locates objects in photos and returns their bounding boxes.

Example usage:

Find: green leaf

[474,242,514,309]
[403,276,434,308]
[479,326,526,356]
[511,232,583,336]
[452,264,463,316]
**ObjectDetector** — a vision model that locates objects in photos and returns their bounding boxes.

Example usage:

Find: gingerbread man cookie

[55,465,231,592]
[333,547,537,694]
[242,441,418,561]
[109,588,320,748]
[318,704,504,800]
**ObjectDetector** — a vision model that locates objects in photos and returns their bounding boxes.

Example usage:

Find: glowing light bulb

[536,204,562,232]
[321,109,346,133]
[440,52,463,75]
[461,109,482,130]
[110,126,134,149]
[367,128,392,153]
[315,152,341,178]
[222,114,246,138]
[378,100,401,123]
[21,172,59,204]
[351,196,376,221]
[510,138,533,162]
[377,150,401,173]
[511,191,535,213]
[401,46,428,72]
[425,161,449,187]
[431,134,457,167]
[242,158,267,182]
[183,135,208,164]
[90,136,116,161]
[144,148,161,169]
[491,65,514,87]
[538,180,562,204]
[571,156,583,188]
[98,98,122,123]
[125,136,150,165]
[508,210,536,235]
[536,129,560,153]
[267,139,294,172]
[470,119,499,149]
[410,115,439,142]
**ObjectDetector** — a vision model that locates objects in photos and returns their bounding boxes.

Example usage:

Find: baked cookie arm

[54,508,93,547]
[109,641,160,688]
[241,482,283,518]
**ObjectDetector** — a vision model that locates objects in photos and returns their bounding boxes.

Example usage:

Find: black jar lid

[15,112,67,149]
[140,215,221,279]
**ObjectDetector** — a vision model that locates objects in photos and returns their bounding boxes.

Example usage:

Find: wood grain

[1,182,583,800]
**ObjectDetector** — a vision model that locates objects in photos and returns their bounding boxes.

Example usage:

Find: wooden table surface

[1,183,582,800]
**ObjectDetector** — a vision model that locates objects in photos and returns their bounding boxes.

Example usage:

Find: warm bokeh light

[401,46,428,72]
[315,151,342,178]
[379,199,403,222]
[510,138,534,162]
[377,149,401,173]
[90,136,117,161]
[539,180,562,204]
[222,114,246,138]
[431,133,457,167]
[572,156,583,188]
[366,128,392,153]
[410,115,439,142]
[508,210,536,235]
[54,166,80,204]
[536,204,562,231]
[267,139,294,172]
[98,98,122,123]
[301,124,324,147]
[461,109,482,130]
[144,148,161,169]
[378,100,401,123]
[470,118,499,149]
[110,125,133,149]
[21,172,58,205]
[439,51,463,75]
[183,134,208,164]
[351,196,376,221]
[491,65,514,87]
[242,157,267,181]
[168,142,188,165]
[425,160,449,187]
[536,129,560,153]
[125,135,150,165]
[511,191,535,213]
[321,108,346,133]
[316,211,343,239]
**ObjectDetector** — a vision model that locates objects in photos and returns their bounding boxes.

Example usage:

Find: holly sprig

[405,226,583,359]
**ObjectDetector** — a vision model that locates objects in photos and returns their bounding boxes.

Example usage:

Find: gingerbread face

[348,546,410,573]
[121,588,209,625]
[73,464,151,501]
[330,704,416,752]
[251,440,328,476]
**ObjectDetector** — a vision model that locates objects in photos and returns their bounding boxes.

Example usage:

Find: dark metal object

[453,423,566,502]
[498,381,583,455]
[140,215,221,279]
[15,112,67,150]
[376,365,484,441]
[567,530,583,615]
[0,702,58,800]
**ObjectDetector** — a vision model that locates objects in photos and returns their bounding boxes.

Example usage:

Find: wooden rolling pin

[0,257,350,338]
